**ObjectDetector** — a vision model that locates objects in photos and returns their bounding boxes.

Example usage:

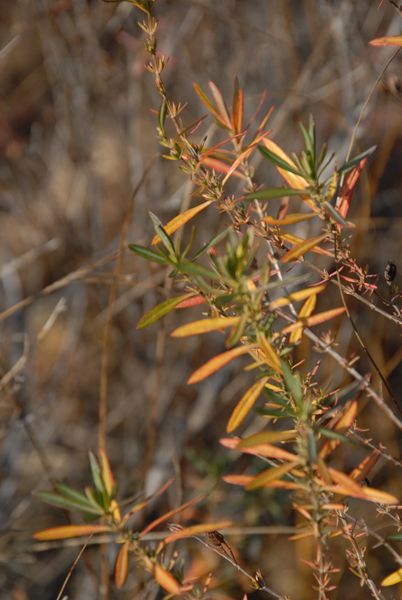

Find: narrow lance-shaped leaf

[128,244,170,266]
[290,293,317,344]
[238,429,296,447]
[258,145,304,177]
[269,284,326,310]
[282,307,346,335]
[137,294,193,329]
[227,377,269,433]
[188,345,255,384]
[381,568,402,587]
[115,543,129,589]
[171,316,240,337]
[246,461,299,490]
[245,187,303,202]
[209,80,232,129]
[256,333,282,374]
[369,36,402,47]
[34,490,104,516]
[193,82,226,125]
[140,494,204,536]
[151,200,212,245]
[264,212,317,226]
[33,524,111,541]
[281,234,327,263]
[164,521,232,544]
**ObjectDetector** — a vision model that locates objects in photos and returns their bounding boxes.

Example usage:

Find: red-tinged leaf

[232,78,244,134]
[281,234,328,263]
[223,474,253,486]
[226,377,269,433]
[264,212,316,226]
[151,201,212,245]
[122,478,174,525]
[115,543,129,589]
[176,295,205,309]
[269,284,326,310]
[349,451,381,482]
[188,345,255,384]
[282,307,346,335]
[279,233,332,257]
[370,36,402,47]
[336,159,367,219]
[201,156,245,179]
[140,494,204,536]
[246,461,299,490]
[208,81,232,129]
[381,568,402,587]
[171,317,240,338]
[164,521,232,544]
[33,524,111,541]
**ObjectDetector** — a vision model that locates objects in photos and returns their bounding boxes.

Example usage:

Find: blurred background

[0,1,401,598]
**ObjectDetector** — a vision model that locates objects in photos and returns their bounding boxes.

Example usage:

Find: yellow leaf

[226,377,269,432]
[171,317,240,337]
[115,543,129,589]
[238,430,296,447]
[370,36,402,47]
[290,293,317,344]
[33,524,111,541]
[151,200,212,245]
[269,284,326,310]
[262,139,308,190]
[279,233,332,257]
[264,212,316,226]
[281,234,327,263]
[164,520,232,544]
[246,461,299,490]
[188,345,255,384]
[100,450,121,523]
[256,333,282,374]
[381,568,402,587]
[360,486,398,505]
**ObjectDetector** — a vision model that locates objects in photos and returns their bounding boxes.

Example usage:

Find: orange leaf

[281,234,327,263]
[238,430,296,447]
[115,543,129,589]
[140,494,204,536]
[151,200,212,245]
[154,564,181,594]
[264,212,316,226]
[209,81,232,129]
[269,284,326,309]
[246,461,299,490]
[223,474,253,486]
[164,521,232,544]
[279,233,332,257]
[226,377,269,433]
[319,399,358,459]
[176,295,205,309]
[171,317,240,338]
[369,36,402,47]
[349,451,381,482]
[188,345,255,384]
[200,156,245,179]
[282,307,346,335]
[33,524,111,541]
[232,79,244,134]
[261,139,308,190]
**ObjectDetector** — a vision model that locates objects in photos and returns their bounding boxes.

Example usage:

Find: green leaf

[281,360,303,407]
[338,146,376,174]
[34,490,103,515]
[128,244,170,265]
[149,212,176,255]
[89,452,104,496]
[192,228,230,260]
[388,533,402,541]
[255,407,289,418]
[245,188,304,201]
[136,294,193,329]
[320,428,356,446]
[258,146,305,176]
[176,261,219,280]
[55,484,95,507]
